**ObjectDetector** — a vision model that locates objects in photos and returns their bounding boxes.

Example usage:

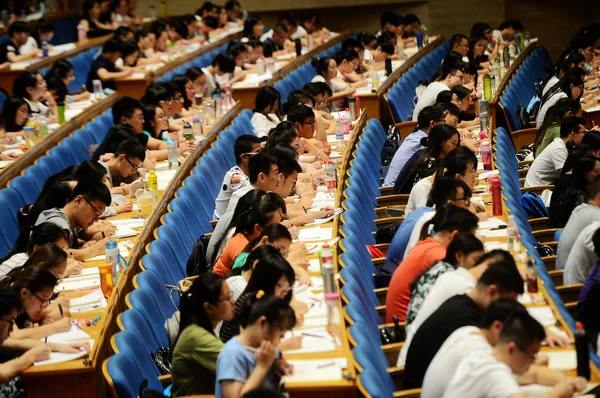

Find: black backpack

[381,125,401,176]
[185,235,211,276]
[515,105,532,130]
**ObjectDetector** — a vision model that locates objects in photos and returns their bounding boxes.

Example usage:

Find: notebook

[282,358,347,383]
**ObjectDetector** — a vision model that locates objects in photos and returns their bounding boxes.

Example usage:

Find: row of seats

[334,119,405,397]
[386,40,451,123]
[273,41,344,111]
[157,43,228,83]
[499,46,552,132]
[103,109,252,397]
[40,46,101,92]
[0,45,231,258]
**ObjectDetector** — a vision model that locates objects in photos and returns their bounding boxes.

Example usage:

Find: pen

[301,332,333,340]
[490,225,508,230]
[317,362,337,369]
[58,304,64,319]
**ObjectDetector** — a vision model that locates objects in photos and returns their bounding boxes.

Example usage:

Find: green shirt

[171,324,223,396]
[536,123,560,157]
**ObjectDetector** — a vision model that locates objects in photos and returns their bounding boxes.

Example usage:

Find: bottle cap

[576,321,584,330]
[325,292,339,301]
[322,244,330,249]
[192,116,200,122]
[149,170,155,175]
[106,241,117,250]
[167,139,175,145]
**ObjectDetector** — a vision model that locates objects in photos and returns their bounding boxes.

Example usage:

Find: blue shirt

[383,130,427,187]
[215,337,280,397]
[386,206,433,263]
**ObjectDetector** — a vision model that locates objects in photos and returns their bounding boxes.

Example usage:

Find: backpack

[374,259,399,288]
[375,219,403,244]
[520,192,548,218]
[381,125,401,178]
[185,235,211,276]
[137,380,166,398]
[515,105,532,130]
[534,242,556,257]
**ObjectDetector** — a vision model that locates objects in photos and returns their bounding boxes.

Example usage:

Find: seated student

[262,24,290,58]
[245,40,265,65]
[311,57,356,112]
[80,0,115,35]
[171,274,235,397]
[557,176,600,271]
[542,52,586,97]
[45,60,91,103]
[225,152,280,215]
[214,135,262,219]
[0,223,71,278]
[217,43,247,86]
[403,13,420,37]
[405,233,484,325]
[152,25,169,54]
[386,178,471,264]
[536,70,585,127]
[443,311,585,398]
[225,0,242,24]
[525,116,586,187]
[393,124,460,194]
[142,104,169,139]
[534,98,582,157]
[468,35,494,70]
[12,71,56,121]
[19,22,55,55]
[219,250,297,345]
[111,0,132,27]
[186,67,207,99]
[285,106,330,163]
[403,260,524,389]
[97,138,144,203]
[386,204,478,323]
[86,39,133,91]
[368,42,395,64]
[172,75,195,113]
[334,49,367,87]
[0,96,30,139]
[450,34,470,63]
[201,53,236,97]
[405,146,478,215]
[492,20,523,46]
[384,106,445,187]
[412,65,465,121]
[377,11,404,38]
[0,22,36,63]
[243,17,265,41]
[136,28,161,62]
[34,181,112,261]
[216,294,295,398]
[251,87,281,138]
[563,222,600,284]
[114,40,142,70]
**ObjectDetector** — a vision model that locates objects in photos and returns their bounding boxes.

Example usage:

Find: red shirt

[385,237,446,323]
[212,233,249,277]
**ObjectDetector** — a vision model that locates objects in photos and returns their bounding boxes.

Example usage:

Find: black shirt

[403,294,483,389]
[86,55,118,91]
[92,123,148,160]
[262,38,284,58]
[0,39,19,63]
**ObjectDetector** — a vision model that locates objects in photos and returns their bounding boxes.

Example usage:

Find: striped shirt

[0,253,28,279]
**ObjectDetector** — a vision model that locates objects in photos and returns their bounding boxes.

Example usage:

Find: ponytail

[419,204,479,240]
[237,292,296,330]
[234,201,280,237]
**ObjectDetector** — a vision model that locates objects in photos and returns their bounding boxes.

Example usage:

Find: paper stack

[283,358,347,383]
[55,268,101,292]
[283,327,337,354]
[70,289,107,313]
[298,227,333,242]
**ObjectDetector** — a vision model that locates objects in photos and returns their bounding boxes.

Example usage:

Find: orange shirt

[385,237,446,323]
[212,233,249,277]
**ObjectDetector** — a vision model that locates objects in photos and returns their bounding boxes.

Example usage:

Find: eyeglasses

[128,114,144,121]
[516,344,538,361]
[301,120,316,127]
[217,292,233,302]
[350,62,360,70]
[276,282,292,294]
[156,113,167,120]
[82,196,103,217]
[31,291,52,309]
[124,156,140,172]
[452,74,464,81]
[159,99,174,105]
[452,196,471,203]
[173,96,185,103]
[242,151,260,157]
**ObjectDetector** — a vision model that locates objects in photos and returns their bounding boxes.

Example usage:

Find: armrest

[556,284,583,303]
[532,229,561,243]
[377,194,410,207]
[529,217,549,231]
[519,160,533,166]
[394,121,418,140]
[541,255,556,271]
[520,185,554,195]
[379,186,394,196]
[158,374,172,386]
[383,342,404,367]
[375,216,404,228]
[548,270,564,286]
[210,219,218,228]
[394,389,422,398]
[372,257,385,266]
[373,243,390,253]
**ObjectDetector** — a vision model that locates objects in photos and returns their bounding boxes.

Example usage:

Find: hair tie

[443,167,448,175]
[256,290,265,300]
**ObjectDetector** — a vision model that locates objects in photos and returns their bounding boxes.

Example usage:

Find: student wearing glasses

[86,39,133,92]
[34,181,112,261]
[0,22,36,64]
[202,53,236,97]
[450,34,470,63]
[0,96,30,144]
[335,49,368,87]
[311,57,357,112]
[412,65,465,121]
[45,60,91,102]
[12,71,56,122]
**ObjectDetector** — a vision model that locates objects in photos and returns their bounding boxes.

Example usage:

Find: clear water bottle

[321,244,335,294]
[224,84,233,109]
[213,92,222,117]
[335,120,344,148]
[105,241,119,285]
[325,161,336,189]
[41,39,49,58]
[167,139,179,169]
[1,10,8,27]
[192,116,203,138]
[421,24,428,44]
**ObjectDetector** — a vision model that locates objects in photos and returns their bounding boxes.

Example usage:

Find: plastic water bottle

[396,41,405,60]
[106,241,119,285]
[167,139,179,169]
[39,120,48,137]
[370,71,379,90]
[480,140,492,170]
[325,161,336,189]
[192,116,203,138]
[526,256,538,294]
[256,56,266,75]
[41,39,49,58]
[507,215,520,254]
[213,91,222,117]
[421,24,428,44]
[325,292,342,340]
[321,244,335,294]
[223,84,233,109]
[77,24,87,45]
[335,120,344,148]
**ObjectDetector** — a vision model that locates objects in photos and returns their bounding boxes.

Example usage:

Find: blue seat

[9,176,40,204]
[49,145,79,169]
[105,353,144,398]
[142,247,185,285]
[113,330,163,391]
[118,308,162,357]
[36,156,64,176]
[135,269,179,318]
[24,165,50,191]
[127,288,170,348]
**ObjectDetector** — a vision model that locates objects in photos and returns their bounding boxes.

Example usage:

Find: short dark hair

[471,22,492,37]
[418,105,444,129]
[112,96,143,124]
[102,38,122,54]
[451,33,468,48]
[498,310,546,349]
[404,14,420,25]
[0,285,21,318]
[500,20,524,31]
[273,23,289,35]
[248,152,277,184]
[560,116,586,138]
[141,83,171,106]
[8,21,30,37]
[429,177,471,208]
[283,89,314,114]
[443,233,484,265]
[211,53,236,73]
[12,71,39,99]
[480,298,526,329]
[225,0,241,10]
[115,26,133,40]
[287,104,314,124]
[477,260,525,295]
[234,135,262,165]
[38,22,56,34]
[452,85,471,101]
[115,139,146,161]
[69,181,111,206]
[277,156,302,179]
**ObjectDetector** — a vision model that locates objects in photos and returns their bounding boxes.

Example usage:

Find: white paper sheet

[283,327,337,354]
[110,218,146,228]
[51,43,77,53]
[55,274,101,292]
[44,326,91,343]
[308,259,320,272]
[34,340,94,366]
[0,160,13,169]
[298,227,333,242]
[70,288,107,312]
[84,241,131,262]
[478,218,507,230]
[283,358,347,383]
[527,306,557,327]
[545,350,577,371]
[484,241,509,251]
[477,228,508,238]
[304,208,343,226]
[112,226,139,239]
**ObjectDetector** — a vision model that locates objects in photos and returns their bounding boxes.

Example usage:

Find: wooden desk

[20,103,242,398]
[232,30,352,110]
[115,32,242,99]
[0,93,118,189]
[358,36,445,127]
[0,35,112,94]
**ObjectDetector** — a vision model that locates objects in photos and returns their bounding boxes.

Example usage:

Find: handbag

[150,347,171,375]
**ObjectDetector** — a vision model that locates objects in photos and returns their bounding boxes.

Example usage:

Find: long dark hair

[243,16,262,39]
[237,293,296,331]
[419,204,479,240]
[311,57,333,79]
[0,96,30,132]
[539,70,584,110]
[431,146,478,186]
[142,104,160,138]
[231,224,292,276]
[234,201,281,237]
[1,265,58,295]
[411,125,460,176]
[172,75,192,109]
[6,243,67,280]
[241,249,295,303]
[175,273,225,347]
[253,86,280,116]
[533,98,581,154]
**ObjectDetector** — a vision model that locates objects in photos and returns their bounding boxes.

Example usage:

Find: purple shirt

[383,130,426,187]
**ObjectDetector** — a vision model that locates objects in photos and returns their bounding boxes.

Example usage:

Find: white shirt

[24,98,50,120]
[405,177,433,216]
[214,166,250,219]
[19,36,38,54]
[442,350,520,398]
[226,184,255,214]
[397,267,476,366]
[535,91,567,127]
[422,326,491,398]
[260,29,274,42]
[363,48,374,62]
[251,112,279,138]
[201,67,218,97]
[564,221,600,284]
[404,211,435,259]
[492,29,510,45]
[226,275,248,301]
[524,137,567,187]
[311,75,326,83]
[412,81,450,121]
[542,76,559,96]
[0,253,28,279]
[290,26,307,40]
